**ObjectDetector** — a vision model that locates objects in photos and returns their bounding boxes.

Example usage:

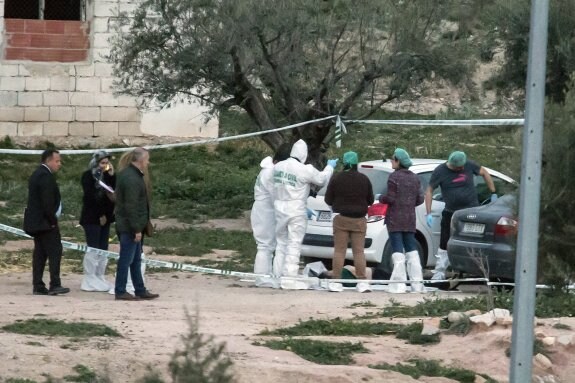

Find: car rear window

[316,167,391,196]
[360,167,391,195]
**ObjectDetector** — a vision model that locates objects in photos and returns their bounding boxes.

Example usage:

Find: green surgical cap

[394,148,412,168]
[448,151,467,167]
[343,151,358,166]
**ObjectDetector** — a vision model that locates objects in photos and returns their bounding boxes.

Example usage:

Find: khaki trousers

[332,215,367,279]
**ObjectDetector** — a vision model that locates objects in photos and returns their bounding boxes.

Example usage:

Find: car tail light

[495,216,518,236]
[367,203,387,223]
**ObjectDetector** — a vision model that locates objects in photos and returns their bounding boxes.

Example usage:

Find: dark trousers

[440,210,454,250]
[114,232,145,296]
[83,223,110,250]
[32,228,63,290]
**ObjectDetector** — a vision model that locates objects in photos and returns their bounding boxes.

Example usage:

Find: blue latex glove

[490,193,498,202]
[327,158,339,168]
[306,208,317,220]
[426,214,433,227]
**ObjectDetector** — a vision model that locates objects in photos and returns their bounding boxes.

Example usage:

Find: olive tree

[109,0,475,165]
[482,0,575,103]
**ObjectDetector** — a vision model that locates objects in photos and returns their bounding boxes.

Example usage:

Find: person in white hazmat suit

[273,139,338,289]
[251,144,292,283]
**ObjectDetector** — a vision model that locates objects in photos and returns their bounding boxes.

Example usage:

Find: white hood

[290,139,308,163]
[260,156,274,169]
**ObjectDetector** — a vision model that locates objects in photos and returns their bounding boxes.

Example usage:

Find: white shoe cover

[81,251,111,292]
[255,276,280,289]
[327,282,344,292]
[431,249,449,281]
[406,250,424,293]
[272,252,285,278]
[253,250,274,275]
[388,252,407,293]
[356,282,372,293]
[280,277,309,290]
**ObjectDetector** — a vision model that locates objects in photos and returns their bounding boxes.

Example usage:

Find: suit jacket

[23,164,61,235]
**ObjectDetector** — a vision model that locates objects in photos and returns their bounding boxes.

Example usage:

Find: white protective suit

[251,156,276,275]
[273,140,334,280]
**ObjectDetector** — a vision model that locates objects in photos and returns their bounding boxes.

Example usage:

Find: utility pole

[509,0,549,382]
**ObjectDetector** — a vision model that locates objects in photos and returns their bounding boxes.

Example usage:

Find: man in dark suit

[23,149,70,296]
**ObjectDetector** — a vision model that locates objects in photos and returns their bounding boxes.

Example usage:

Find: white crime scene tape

[0,116,524,155]
[0,223,259,279]
[0,222,550,289]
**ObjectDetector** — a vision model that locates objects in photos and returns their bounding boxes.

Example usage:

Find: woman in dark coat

[379,148,424,293]
[79,150,116,291]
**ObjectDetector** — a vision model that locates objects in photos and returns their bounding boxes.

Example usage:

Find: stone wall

[0,0,218,138]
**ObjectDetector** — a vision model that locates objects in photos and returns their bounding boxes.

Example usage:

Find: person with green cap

[324,151,374,292]
[378,148,425,293]
[424,150,497,281]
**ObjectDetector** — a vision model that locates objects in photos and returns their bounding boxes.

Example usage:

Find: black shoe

[33,287,49,295]
[48,286,70,295]
[115,292,140,301]
[136,290,159,300]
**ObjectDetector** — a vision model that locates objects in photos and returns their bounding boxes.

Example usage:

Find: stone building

[0,0,217,138]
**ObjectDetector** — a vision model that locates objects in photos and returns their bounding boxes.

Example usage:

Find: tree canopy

[483,0,575,103]
[109,0,475,162]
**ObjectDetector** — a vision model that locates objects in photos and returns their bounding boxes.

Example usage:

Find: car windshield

[316,167,391,196]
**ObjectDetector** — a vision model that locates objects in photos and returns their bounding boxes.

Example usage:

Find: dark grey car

[447,194,518,280]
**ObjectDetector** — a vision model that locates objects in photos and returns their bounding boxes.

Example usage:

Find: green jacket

[115,164,149,233]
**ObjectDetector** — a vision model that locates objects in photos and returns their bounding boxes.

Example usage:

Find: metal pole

[509,0,549,382]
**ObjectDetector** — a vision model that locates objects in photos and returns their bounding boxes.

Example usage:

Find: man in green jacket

[114,147,159,300]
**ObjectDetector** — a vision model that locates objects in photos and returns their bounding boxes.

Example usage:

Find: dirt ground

[0,127,569,383]
[0,246,574,383]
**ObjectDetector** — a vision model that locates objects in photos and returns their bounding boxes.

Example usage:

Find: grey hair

[132,147,149,162]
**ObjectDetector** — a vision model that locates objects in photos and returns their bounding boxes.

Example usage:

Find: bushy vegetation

[538,80,575,287]
[482,0,575,103]
[371,358,497,383]
[1,319,120,338]
[257,338,368,365]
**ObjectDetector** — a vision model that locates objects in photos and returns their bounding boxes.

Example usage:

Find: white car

[300,159,516,274]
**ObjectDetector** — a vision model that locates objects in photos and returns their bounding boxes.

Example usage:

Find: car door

[417,171,444,259]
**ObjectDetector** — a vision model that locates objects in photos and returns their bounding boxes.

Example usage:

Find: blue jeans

[389,231,417,253]
[114,232,146,296]
[83,224,110,250]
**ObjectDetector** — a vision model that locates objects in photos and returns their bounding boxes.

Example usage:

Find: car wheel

[377,239,425,275]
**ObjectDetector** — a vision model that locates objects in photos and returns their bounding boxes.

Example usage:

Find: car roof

[358,158,516,183]
[359,159,445,173]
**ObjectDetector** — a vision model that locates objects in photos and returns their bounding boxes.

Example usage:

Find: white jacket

[273,140,333,207]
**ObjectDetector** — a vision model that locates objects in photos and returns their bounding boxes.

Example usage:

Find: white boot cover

[81,251,111,292]
[254,249,274,275]
[431,248,449,280]
[280,276,310,290]
[388,252,407,293]
[406,250,424,293]
[272,251,285,278]
[255,276,280,289]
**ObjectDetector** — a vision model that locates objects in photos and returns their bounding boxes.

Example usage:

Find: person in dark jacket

[79,150,116,292]
[324,151,374,293]
[23,149,69,296]
[114,147,158,301]
[379,148,425,293]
